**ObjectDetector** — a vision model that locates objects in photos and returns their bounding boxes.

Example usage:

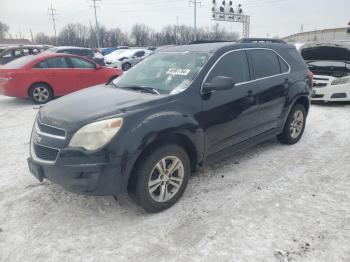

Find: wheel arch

[28,82,54,97]
[294,95,310,115]
[126,132,199,192]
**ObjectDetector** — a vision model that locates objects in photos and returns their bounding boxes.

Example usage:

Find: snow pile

[0,96,349,262]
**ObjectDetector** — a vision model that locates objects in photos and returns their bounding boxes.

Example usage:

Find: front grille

[313,77,330,81]
[313,83,327,88]
[33,144,59,161]
[37,121,66,137]
[312,94,325,99]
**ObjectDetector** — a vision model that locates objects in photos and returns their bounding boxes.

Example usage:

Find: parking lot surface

[0,96,349,262]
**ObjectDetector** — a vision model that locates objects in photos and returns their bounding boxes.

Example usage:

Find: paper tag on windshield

[166,68,191,76]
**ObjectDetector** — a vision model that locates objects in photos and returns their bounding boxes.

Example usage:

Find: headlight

[331,76,350,85]
[69,118,123,151]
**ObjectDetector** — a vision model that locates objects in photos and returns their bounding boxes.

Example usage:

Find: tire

[277,104,306,145]
[29,83,53,104]
[131,144,191,213]
[122,62,131,71]
[107,75,118,84]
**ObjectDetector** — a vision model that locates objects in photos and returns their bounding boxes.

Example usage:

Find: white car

[300,42,350,102]
[104,49,152,71]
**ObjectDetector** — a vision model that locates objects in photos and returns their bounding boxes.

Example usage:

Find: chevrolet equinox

[28,39,312,212]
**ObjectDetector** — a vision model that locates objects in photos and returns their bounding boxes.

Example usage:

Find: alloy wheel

[32,86,50,103]
[290,110,304,139]
[148,156,184,203]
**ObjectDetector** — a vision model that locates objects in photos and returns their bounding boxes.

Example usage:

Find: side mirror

[202,76,235,94]
[95,64,102,69]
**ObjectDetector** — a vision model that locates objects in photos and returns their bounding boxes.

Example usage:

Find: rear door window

[68,57,95,69]
[206,50,250,84]
[35,57,70,68]
[249,49,281,79]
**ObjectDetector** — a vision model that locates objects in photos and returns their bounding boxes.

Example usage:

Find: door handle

[247,90,255,96]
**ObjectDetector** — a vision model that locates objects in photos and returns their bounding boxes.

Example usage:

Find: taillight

[307,70,314,88]
[307,70,314,81]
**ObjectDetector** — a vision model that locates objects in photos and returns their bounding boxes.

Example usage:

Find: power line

[189,0,201,41]
[91,0,101,48]
[48,4,58,44]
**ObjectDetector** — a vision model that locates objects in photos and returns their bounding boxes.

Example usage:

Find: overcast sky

[0,0,349,40]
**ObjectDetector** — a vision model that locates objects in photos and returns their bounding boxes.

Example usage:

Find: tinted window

[207,50,250,83]
[69,57,95,68]
[80,49,93,57]
[134,51,145,58]
[250,49,281,79]
[278,56,289,73]
[36,57,69,68]
[2,50,12,58]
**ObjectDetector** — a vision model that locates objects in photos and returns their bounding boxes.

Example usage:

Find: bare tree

[58,23,90,47]
[0,21,10,39]
[34,32,56,45]
[34,22,240,47]
[131,24,151,46]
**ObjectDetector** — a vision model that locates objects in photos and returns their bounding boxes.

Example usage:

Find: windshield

[113,51,210,94]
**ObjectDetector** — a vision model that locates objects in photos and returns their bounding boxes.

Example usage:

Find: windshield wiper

[120,85,161,95]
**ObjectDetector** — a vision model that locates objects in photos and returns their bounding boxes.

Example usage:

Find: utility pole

[176,16,179,44]
[48,4,58,45]
[189,0,201,42]
[30,29,34,43]
[91,0,101,48]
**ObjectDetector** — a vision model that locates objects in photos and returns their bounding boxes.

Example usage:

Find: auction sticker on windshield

[166,68,191,76]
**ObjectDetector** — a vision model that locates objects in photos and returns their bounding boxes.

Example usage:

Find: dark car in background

[0,45,50,65]
[28,39,311,212]
[45,46,105,65]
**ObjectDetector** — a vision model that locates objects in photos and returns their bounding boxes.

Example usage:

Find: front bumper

[311,86,350,102]
[28,154,124,196]
[28,119,126,196]
[312,75,350,102]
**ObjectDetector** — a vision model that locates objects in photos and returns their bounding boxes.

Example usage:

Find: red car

[0,53,122,103]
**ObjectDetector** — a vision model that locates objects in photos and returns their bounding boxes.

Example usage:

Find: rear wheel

[122,62,131,71]
[277,104,306,145]
[29,83,53,104]
[131,144,190,212]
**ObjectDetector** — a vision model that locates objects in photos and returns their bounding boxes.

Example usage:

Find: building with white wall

[282,27,350,43]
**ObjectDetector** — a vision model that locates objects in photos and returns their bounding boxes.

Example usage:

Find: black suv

[28,39,311,212]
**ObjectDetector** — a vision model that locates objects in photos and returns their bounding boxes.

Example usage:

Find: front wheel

[29,83,53,104]
[277,104,306,145]
[131,144,190,213]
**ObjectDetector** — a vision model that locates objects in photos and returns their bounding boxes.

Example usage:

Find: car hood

[105,53,130,62]
[39,84,168,131]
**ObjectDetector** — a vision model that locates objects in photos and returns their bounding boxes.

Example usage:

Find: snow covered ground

[0,95,349,262]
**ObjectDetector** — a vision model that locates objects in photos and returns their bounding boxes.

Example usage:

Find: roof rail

[238,38,287,44]
[190,40,235,45]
